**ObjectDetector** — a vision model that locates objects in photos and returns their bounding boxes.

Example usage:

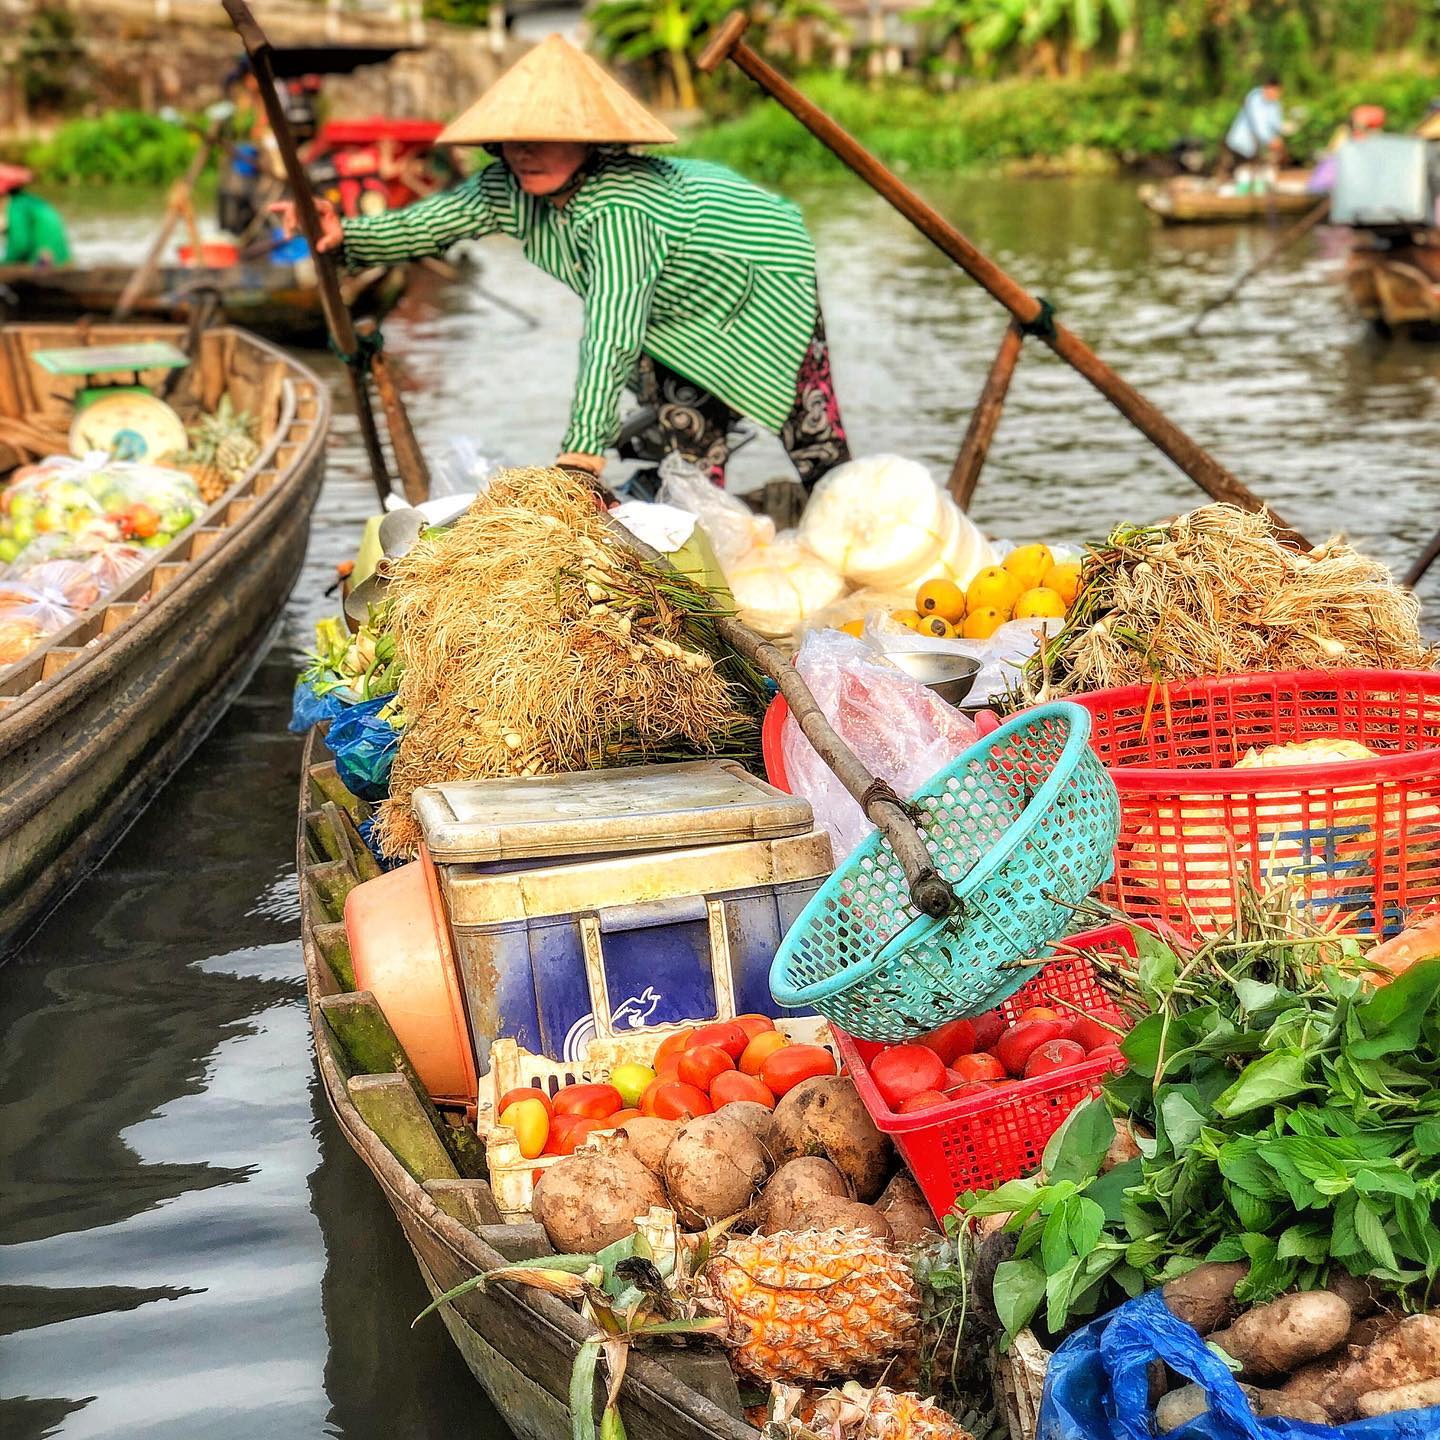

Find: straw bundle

[1025,505,1434,699]
[372,467,763,857]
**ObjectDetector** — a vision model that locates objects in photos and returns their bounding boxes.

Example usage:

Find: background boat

[0,321,330,955]
[1139,172,1316,224]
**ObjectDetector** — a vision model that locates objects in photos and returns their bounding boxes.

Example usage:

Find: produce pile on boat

[371,466,767,857]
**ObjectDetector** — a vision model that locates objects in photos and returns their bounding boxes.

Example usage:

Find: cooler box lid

[414,759,814,863]
[1330,135,1436,227]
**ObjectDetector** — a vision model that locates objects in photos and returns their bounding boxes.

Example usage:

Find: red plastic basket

[1073,670,1440,937]
[835,924,1136,1218]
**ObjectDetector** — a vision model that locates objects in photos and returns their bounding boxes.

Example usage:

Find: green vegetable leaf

[1119,1013,1164,1077]
[993,1257,1047,1344]
[1276,1223,1331,1264]
[1045,1256,1082,1333]
[1351,958,1440,1058]
[1213,1050,1313,1118]
[1068,1196,1107,1256]
[1354,1197,1399,1272]
[1131,928,1178,1002]
[1089,1157,1143,1224]
[1233,978,1281,1013]
[1160,1091,1207,1151]
[1042,1203,1078,1275]
[1414,1120,1440,1157]
[1043,1099,1115,1186]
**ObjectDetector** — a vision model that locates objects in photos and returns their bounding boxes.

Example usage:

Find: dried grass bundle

[1026,504,1434,699]
[372,467,762,857]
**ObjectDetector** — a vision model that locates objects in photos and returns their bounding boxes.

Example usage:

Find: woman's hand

[556,451,606,478]
[268,197,344,253]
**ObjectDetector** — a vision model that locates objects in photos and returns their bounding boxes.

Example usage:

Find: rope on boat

[1019,296,1058,342]
[328,326,385,371]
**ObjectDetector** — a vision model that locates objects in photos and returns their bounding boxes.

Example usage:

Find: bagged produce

[0,579,79,664]
[658,455,775,571]
[781,629,978,857]
[727,535,846,639]
[324,694,402,802]
[12,558,100,613]
[1041,1289,1440,1439]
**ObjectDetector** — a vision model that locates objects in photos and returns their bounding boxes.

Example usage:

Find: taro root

[770,1076,891,1201]
[531,1149,665,1253]
[1211,1291,1352,1379]
[875,1173,940,1246]
[1161,1261,1250,1336]
[746,1156,849,1234]
[661,1112,771,1228]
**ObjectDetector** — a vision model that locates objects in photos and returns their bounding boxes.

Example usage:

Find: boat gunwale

[294,735,758,1440]
[0,324,330,738]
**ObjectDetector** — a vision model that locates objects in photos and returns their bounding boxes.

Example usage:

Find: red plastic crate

[1073,670,1440,937]
[835,924,1137,1218]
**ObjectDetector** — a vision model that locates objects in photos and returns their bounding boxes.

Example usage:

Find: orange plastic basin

[344,844,478,1106]
[179,241,240,268]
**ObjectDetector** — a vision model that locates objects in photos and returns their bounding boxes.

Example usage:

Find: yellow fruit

[839,619,866,637]
[914,578,965,623]
[800,1383,976,1440]
[890,608,922,630]
[609,1062,656,1109]
[918,615,955,638]
[1003,542,1054,592]
[705,1228,921,1382]
[962,606,1005,640]
[1042,560,1081,608]
[1014,587,1067,620]
[965,565,1020,617]
[498,1098,550,1159]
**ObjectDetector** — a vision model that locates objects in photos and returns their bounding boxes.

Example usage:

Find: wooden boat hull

[0,261,408,345]
[0,324,329,955]
[1140,177,1316,225]
[1346,240,1440,333]
[296,746,757,1440]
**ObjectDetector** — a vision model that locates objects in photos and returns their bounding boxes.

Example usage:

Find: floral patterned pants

[631,309,851,490]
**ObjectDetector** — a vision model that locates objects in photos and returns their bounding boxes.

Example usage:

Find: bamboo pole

[696,13,1309,550]
[223,0,432,507]
[947,319,1024,510]
[1188,197,1330,335]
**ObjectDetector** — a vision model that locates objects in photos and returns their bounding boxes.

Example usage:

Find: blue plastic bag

[289,678,350,734]
[1041,1289,1440,1440]
[322,694,399,803]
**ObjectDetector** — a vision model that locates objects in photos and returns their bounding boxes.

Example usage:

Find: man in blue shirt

[1222,76,1286,174]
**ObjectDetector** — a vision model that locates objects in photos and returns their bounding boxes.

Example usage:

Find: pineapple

[702,1228,921,1383]
[174,397,260,503]
[768,1381,974,1440]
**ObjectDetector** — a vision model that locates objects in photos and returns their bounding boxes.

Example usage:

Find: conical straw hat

[438,35,677,147]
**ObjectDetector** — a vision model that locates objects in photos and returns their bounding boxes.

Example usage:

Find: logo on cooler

[562,987,664,1060]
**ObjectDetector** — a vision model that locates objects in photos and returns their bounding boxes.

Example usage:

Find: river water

[2,175,1438,1440]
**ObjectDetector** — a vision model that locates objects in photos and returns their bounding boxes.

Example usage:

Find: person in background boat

[1308,104,1387,194]
[0,166,70,268]
[1220,76,1287,176]
[271,36,851,492]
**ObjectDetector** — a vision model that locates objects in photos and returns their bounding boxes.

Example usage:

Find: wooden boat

[1345,235,1440,334]
[0,322,329,955]
[1139,172,1316,225]
[295,741,760,1440]
[0,261,408,346]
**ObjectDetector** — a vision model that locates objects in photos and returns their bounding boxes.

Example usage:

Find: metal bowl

[884,650,983,707]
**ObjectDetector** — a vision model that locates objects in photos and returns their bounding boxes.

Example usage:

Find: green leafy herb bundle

[966,906,1440,1347]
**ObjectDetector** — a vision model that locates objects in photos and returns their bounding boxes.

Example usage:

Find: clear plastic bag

[864,611,1062,705]
[426,436,514,499]
[658,456,776,571]
[0,579,79,665]
[781,629,979,859]
[15,559,102,613]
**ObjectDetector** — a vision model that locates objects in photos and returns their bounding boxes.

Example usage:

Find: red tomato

[870,1043,947,1109]
[650,1081,713,1121]
[897,1089,949,1113]
[1017,1006,1062,1023]
[1023,1039,1088,1078]
[552,1082,623,1119]
[759,1043,837,1096]
[553,1116,609,1154]
[1071,1008,1130,1052]
[948,1080,999,1100]
[710,1070,776,1108]
[950,1052,1007,1084]
[970,1010,1005,1051]
[1088,1043,1125,1066]
[543,1114,582,1154]
[732,1014,777,1042]
[497,1085,553,1119]
[740,1030,789,1075]
[917,1017,977,1065]
[653,1028,696,1070]
[676,1044,735,1091]
[606,1108,642,1126]
[688,1021,749,1060]
[994,1019,1067,1077]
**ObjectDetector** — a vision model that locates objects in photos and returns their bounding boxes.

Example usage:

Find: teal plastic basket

[769,702,1120,1043]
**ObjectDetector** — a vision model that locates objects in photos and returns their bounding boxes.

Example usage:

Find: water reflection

[2,170,1437,1440]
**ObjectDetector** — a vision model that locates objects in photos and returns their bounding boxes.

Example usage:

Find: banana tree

[589,0,727,111]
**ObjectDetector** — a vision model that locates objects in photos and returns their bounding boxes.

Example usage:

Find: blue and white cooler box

[412,760,833,1069]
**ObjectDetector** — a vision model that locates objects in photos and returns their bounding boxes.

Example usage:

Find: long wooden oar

[113,116,223,320]
[696,12,1309,551]
[223,0,431,507]
[1187,196,1330,336]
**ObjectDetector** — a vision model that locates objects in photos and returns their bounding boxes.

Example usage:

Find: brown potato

[758,1193,892,1241]
[746,1156,849,1234]
[1161,1261,1250,1336]
[661,1112,771,1228]
[1212,1291,1352,1378]
[1356,1376,1440,1417]
[617,1116,677,1176]
[531,1149,666,1254]
[1322,1314,1440,1421]
[876,1172,940,1246]
[770,1076,892,1201]
[715,1101,777,1159]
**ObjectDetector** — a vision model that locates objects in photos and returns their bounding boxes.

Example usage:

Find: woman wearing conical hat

[276,36,850,489]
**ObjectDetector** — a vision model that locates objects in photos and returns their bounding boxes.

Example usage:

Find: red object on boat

[306,118,451,217]
[179,241,240,267]
[835,924,1135,1219]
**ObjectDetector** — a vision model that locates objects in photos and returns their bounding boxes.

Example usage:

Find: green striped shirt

[340,152,820,455]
